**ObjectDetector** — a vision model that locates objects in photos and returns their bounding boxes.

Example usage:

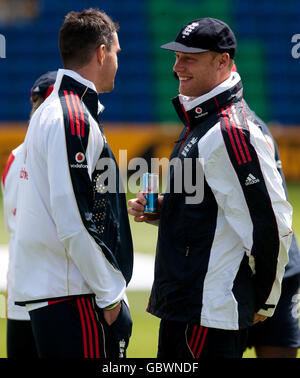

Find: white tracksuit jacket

[2,144,30,320]
[12,69,133,309]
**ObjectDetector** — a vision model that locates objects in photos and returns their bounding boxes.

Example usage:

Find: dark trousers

[157,319,248,359]
[29,296,132,358]
[247,274,300,348]
[7,319,38,358]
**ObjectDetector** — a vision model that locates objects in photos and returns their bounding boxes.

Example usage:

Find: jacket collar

[172,72,243,128]
[55,69,105,121]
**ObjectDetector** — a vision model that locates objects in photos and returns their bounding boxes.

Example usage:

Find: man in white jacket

[2,71,56,358]
[13,9,133,358]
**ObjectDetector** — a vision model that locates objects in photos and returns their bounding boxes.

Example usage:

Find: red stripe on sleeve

[63,91,75,135]
[226,106,247,163]
[2,152,15,189]
[221,108,242,165]
[75,93,85,137]
[230,104,252,162]
[70,91,81,136]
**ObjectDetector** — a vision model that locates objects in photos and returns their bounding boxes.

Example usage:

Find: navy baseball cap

[31,71,57,99]
[161,18,236,59]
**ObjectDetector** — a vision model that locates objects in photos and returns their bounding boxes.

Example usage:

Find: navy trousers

[29,296,132,358]
[7,319,38,358]
[157,319,248,359]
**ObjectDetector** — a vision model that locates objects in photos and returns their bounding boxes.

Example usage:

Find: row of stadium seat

[0,0,300,124]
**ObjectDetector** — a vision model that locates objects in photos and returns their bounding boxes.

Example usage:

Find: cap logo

[182,22,199,39]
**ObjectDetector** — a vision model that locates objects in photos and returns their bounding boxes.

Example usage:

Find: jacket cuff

[257,304,276,317]
[104,301,121,310]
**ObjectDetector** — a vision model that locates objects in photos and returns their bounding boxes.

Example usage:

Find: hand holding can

[142,173,158,214]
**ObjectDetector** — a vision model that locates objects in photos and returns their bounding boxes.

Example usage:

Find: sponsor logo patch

[75,152,85,163]
[71,152,87,168]
[245,173,260,186]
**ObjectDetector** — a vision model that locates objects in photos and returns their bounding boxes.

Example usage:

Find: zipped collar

[54,69,105,121]
[172,72,243,128]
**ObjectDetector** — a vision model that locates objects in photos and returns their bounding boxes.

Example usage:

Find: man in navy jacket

[128,18,293,358]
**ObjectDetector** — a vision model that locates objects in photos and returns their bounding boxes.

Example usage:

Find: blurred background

[0,0,300,358]
[0,0,300,178]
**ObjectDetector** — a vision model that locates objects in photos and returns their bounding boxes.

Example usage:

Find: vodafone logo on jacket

[75,152,85,163]
[71,152,87,168]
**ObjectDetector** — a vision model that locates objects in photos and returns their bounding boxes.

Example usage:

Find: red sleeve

[2,152,15,189]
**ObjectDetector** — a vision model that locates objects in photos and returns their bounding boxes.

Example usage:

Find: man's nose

[173,60,181,73]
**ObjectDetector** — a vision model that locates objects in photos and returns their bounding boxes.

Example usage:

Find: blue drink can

[142,173,159,214]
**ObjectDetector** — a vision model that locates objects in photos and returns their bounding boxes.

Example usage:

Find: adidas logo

[245,173,260,186]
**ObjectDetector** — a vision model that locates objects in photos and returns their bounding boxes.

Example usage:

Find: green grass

[129,217,158,255]
[126,291,160,358]
[0,194,9,245]
[287,183,300,235]
[127,190,159,255]
[0,316,6,358]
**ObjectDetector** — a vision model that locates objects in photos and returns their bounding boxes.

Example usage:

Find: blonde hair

[29,94,45,119]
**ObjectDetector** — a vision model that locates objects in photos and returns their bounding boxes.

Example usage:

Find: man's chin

[100,84,114,94]
[179,89,193,97]
[179,83,194,97]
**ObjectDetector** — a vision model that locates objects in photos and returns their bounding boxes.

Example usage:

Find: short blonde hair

[29,94,44,118]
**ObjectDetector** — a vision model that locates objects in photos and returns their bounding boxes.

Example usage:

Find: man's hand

[128,192,164,223]
[253,313,268,324]
[103,302,122,326]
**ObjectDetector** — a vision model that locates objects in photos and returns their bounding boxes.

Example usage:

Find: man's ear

[96,44,106,66]
[218,53,230,70]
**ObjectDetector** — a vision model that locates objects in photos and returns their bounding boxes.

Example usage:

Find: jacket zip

[179,103,191,151]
